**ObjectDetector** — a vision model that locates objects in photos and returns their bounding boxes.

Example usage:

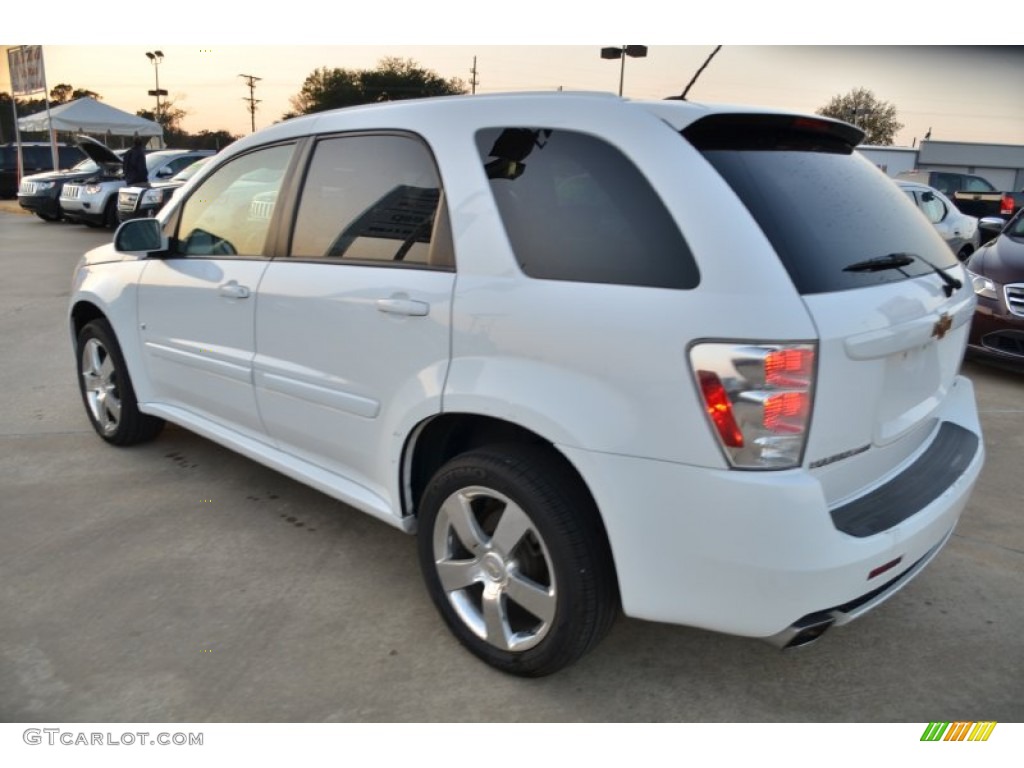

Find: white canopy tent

[17,97,163,143]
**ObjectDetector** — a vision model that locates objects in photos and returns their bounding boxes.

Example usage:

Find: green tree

[137,98,189,145]
[72,87,102,101]
[286,58,467,118]
[287,66,362,117]
[816,87,904,146]
[49,83,73,103]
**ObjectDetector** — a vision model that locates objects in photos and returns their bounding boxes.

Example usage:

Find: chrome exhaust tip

[765,615,836,650]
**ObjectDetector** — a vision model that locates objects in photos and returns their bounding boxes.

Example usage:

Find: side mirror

[156,167,174,178]
[979,217,1006,234]
[114,217,168,254]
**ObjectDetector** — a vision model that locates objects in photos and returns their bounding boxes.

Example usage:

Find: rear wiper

[843,254,914,272]
[843,252,962,297]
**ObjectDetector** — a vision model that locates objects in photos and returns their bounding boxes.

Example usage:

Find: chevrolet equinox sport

[69,93,985,676]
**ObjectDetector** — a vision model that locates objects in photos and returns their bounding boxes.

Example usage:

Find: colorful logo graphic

[921,722,997,742]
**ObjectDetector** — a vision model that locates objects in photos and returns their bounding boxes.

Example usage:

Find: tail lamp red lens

[698,371,744,448]
[764,348,813,387]
[763,391,810,433]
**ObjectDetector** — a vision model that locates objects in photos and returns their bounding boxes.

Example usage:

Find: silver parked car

[897,180,980,261]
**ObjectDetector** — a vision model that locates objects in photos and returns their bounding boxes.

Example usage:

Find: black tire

[103,197,118,229]
[76,318,164,446]
[417,444,618,677]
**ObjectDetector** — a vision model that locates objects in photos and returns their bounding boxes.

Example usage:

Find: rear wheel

[76,319,164,445]
[417,444,618,676]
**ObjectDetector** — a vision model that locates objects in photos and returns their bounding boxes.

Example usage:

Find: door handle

[219,281,251,299]
[376,297,429,317]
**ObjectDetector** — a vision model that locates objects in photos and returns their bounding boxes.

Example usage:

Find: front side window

[290,134,450,267]
[175,143,294,258]
[475,127,698,289]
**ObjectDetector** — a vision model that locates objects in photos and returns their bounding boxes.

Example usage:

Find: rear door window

[476,127,698,289]
[289,133,451,268]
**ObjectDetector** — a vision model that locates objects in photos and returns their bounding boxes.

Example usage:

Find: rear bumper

[559,375,984,639]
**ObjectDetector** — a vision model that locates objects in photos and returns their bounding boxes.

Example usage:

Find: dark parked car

[2,142,86,200]
[965,212,1024,366]
[117,155,212,222]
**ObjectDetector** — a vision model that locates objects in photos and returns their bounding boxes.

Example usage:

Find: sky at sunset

[4,8,1022,148]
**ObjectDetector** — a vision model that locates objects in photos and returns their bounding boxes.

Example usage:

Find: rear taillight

[1000,194,1014,216]
[690,343,817,470]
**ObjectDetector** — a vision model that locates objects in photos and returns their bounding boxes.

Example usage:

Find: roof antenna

[678,45,722,101]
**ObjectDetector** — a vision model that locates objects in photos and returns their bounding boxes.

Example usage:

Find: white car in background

[59,137,212,228]
[897,179,981,261]
[69,93,984,676]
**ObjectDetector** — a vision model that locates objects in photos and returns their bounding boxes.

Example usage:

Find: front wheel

[103,197,119,229]
[76,319,164,445]
[417,445,618,676]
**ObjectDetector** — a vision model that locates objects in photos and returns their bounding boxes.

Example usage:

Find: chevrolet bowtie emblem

[932,313,953,340]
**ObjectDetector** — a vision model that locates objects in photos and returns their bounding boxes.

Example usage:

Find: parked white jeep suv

[69,93,984,676]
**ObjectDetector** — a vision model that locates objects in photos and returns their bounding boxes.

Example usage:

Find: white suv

[69,93,984,676]
[60,138,212,228]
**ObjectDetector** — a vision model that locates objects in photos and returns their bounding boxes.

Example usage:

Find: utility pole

[469,56,479,95]
[239,74,262,133]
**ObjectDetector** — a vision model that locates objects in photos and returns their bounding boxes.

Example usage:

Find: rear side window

[476,127,698,289]
[962,176,996,193]
[686,115,957,294]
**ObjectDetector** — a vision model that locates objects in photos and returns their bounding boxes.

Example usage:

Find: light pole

[145,50,167,124]
[600,45,648,97]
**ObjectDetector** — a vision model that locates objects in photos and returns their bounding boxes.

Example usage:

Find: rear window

[686,115,957,294]
[476,127,699,289]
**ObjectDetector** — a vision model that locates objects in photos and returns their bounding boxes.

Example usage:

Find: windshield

[1004,210,1024,238]
[71,159,99,173]
[172,156,211,182]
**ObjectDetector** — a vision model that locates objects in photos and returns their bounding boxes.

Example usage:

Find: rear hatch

[682,114,974,506]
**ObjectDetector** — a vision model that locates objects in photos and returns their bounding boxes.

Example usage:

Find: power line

[239,74,262,133]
